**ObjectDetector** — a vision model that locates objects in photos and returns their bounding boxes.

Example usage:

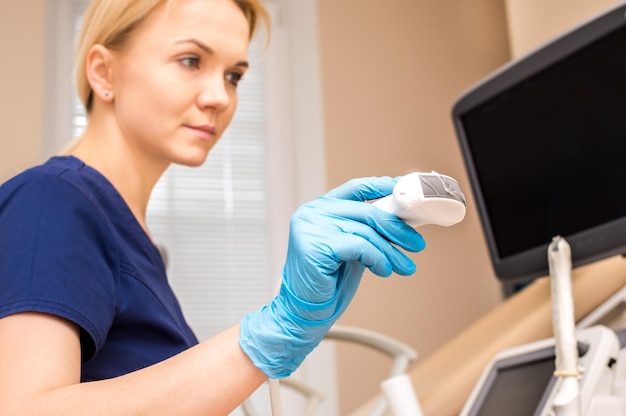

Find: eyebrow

[175,38,249,68]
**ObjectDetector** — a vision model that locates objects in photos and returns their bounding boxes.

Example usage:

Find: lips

[185,124,217,140]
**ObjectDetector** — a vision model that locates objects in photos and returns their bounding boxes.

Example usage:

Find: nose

[197,75,231,112]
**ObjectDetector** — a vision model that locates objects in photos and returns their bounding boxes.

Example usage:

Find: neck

[69,116,169,235]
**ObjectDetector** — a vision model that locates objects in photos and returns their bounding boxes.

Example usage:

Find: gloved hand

[240,176,426,378]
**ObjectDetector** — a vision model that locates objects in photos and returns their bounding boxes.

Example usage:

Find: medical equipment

[461,237,626,415]
[460,325,626,416]
[548,237,581,415]
[451,2,626,414]
[452,1,626,286]
[372,171,467,228]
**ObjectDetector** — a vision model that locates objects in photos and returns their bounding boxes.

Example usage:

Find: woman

[0,0,425,414]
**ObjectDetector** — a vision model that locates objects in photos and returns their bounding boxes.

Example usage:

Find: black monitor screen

[473,355,555,416]
[453,4,626,282]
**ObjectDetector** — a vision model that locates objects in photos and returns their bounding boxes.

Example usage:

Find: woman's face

[108,0,250,167]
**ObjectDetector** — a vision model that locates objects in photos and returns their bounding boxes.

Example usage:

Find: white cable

[269,378,283,416]
[268,272,283,415]
[548,236,581,416]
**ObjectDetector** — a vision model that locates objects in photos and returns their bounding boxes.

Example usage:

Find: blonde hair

[74,0,270,112]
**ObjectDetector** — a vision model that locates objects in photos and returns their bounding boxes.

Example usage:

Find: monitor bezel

[452,3,626,283]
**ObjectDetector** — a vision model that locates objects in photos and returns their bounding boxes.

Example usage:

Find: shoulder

[1,156,102,206]
[0,156,122,229]
[0,157,121,259]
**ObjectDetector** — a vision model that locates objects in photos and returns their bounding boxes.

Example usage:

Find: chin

[178,156,209,167]
[171,150,211,168]
[166,138,218,167]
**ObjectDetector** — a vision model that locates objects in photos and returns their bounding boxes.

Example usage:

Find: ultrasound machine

[451,2,626,415]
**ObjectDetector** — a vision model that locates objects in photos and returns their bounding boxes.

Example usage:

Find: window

[44,1,334,414]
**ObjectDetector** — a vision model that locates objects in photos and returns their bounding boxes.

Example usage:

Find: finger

[324,176,397,202]
[331,220,418,275]
[332,236,392,277]
[306,198,426,253]
[330,233,416,277]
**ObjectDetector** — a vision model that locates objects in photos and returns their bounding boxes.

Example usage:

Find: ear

[85,44,115,102]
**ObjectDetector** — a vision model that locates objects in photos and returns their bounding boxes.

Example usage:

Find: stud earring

[103,91,110,98]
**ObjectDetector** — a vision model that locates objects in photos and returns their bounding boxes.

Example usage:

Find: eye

[226,71,245,87]
[178,55,200,69]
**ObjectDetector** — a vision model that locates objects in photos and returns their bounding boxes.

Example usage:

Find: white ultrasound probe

[372,171,467,227]
[269,172,467,416]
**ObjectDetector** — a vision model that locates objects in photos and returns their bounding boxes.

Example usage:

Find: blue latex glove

[240,176,426,378]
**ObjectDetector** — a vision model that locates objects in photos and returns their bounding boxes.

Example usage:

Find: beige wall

[316,1,510,413]
[0,1,46,183]
[505,0,623,58]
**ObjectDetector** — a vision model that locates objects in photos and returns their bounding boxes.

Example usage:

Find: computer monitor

[452,3,626,284]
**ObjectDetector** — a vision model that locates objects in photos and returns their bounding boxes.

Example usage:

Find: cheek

[118,68,173,112]
[114,70,185,135]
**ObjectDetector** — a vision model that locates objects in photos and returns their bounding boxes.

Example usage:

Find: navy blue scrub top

[0,156,198,381]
